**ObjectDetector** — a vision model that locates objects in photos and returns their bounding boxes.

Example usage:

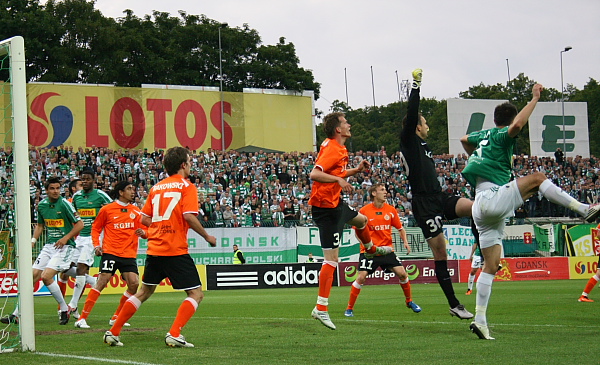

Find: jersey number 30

[151,192,182,222]
[425,216,443,233]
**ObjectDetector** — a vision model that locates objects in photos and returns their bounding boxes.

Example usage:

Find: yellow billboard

[23,83,315,152]
[569,256,599,279]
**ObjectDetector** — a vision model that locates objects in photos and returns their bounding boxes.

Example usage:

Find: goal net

[0,36,34,352]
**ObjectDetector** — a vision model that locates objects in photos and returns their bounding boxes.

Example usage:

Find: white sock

[63,267,77,277]
[539,179,587,216]
[468,274,476,290]
[85,274,96,286]
[69,275,86,308]
[475,272,495,326]
[47,281,68,311]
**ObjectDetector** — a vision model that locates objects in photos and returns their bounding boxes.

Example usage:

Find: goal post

[0,35,35,352]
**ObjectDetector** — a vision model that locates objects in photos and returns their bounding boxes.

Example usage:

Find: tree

[570,78,600,157]
[0,1,320,97]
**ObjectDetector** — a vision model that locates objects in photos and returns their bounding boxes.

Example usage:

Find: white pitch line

[36,352,164,365]
[33,313,600,330]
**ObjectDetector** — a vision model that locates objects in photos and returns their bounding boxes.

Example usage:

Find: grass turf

[3,279,598,364]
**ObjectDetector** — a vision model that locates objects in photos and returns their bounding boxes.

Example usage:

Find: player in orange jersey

[104,147,217,348]
[308,112,391,330]
[345,184,421,317]
[578,222,600,302]
[74,181,147,329]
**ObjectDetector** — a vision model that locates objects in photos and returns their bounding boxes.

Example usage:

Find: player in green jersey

[1,177,83,325]
[460,84,600,340]
[68,169,112,317]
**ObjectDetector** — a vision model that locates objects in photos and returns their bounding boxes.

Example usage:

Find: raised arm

[508,83,543,138]
[401,69,423,140]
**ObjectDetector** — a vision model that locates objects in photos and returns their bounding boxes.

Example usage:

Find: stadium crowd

[0,145,598,228]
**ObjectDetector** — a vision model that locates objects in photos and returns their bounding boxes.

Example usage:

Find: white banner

[296,226,360,262]
[447,98,506,156]
[138,226,297,255]
[529,102,589,157]
[447,99,589,158]
[443,225,476,259]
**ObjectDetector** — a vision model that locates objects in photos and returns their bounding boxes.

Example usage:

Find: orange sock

[583,275,599,295]
[316,262,337,311]
[169,298,198,337]
[112,291,133,319]
[355,226,372,246]
[347,282,362,310]
[400,280,412,302]
[79,288,101,320]
[110,297,141,336]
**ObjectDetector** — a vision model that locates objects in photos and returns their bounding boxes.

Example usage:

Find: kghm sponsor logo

[264,266,318,286]
[113,222,134,229]
[216,271,259,287]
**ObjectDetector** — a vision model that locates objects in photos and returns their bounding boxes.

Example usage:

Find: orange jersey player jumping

[74,181,147,329]
[345,183,421,317]
[308,112,391,330]
[104,146,217,348]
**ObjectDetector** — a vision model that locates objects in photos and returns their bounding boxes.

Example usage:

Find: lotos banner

[25,83,314,152]
[569,256,599,280]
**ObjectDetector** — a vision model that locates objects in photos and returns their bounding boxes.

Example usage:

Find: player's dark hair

[494,102,518,127]
[402,113,424,131]
[45,176,61,190]
[322,112,344,138]
[111,180,132,200]
[163,146,189,176]
[81,168,96,178]
[68,179,81,194]
[368,183,385,201]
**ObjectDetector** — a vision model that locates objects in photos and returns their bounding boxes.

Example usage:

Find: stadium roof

[235,145,284,154]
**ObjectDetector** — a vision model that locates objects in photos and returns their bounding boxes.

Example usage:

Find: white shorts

[471,255,483,269]
[72,236,94,267]
[472,180,523,249]
[33,244,76,272]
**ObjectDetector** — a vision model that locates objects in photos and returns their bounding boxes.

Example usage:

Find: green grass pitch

[4,279,599,364]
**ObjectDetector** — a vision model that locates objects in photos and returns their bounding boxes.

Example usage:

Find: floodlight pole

[560,46,572,162]
[218,23,228,151]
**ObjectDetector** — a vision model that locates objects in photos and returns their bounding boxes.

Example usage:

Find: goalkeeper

[399,69,475,321]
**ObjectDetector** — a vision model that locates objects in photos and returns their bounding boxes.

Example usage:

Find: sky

[91,0,600,117]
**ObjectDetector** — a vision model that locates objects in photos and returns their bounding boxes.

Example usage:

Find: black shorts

[312,201,358,249]
[99,253,138,275]
[412,192,461,240]
[358,252,403,274]
[142,254,201,290]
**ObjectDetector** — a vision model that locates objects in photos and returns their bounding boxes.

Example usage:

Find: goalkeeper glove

[412,68,423,89]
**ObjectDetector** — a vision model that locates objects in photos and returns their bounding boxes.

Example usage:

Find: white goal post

[0,35,35,352]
